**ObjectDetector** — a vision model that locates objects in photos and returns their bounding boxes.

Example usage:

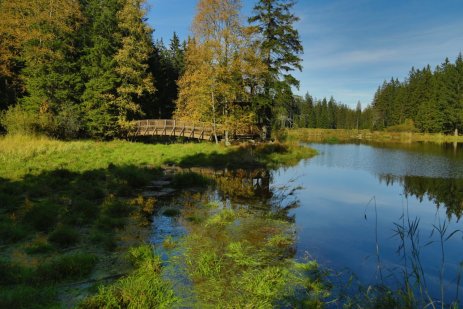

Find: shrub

[0,105,39,135]
[384,119,418,133]
[48,225,80,248]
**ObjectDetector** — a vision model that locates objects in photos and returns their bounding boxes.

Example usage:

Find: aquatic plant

[81,245,179,308]
[174,206,330,307]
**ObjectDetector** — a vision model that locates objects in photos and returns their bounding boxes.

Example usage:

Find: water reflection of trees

[379,174,463,219]
[187,167,301,221]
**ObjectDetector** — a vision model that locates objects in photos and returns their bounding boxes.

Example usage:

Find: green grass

[0,134,229,180]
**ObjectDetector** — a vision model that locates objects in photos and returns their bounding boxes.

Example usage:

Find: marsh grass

[24,234,54,254]
[172,171,211,188]
[173,206,330,308]
[48,225,80,248]
[351,197,463,308]
[0,285,56,309]
[35,252,98,283]
[0,134,316,307]
[80,245,179,308]
[288,128,463,144]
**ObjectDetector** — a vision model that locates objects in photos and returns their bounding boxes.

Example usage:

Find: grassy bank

[287,128,463,144]
[0,134,316,308]
[0,135,315,180]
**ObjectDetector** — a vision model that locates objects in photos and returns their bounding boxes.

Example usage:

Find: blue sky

[146,0,463,108]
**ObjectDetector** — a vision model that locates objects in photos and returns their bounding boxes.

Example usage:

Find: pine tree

[249,0,303,138]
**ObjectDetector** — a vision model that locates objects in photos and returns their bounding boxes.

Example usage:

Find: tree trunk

[454,128,458,136]
[211,91,218,144]
[225,130,230,146]
[264,105,272,140]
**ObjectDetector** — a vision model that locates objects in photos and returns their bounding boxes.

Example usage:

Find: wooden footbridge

[131,119,260,141]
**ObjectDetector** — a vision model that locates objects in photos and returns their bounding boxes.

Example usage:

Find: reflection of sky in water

[307,143,463,178]
[273,143,463,303]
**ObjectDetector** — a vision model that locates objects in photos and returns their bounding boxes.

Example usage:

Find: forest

[1,0,462,141]
[0,0,303,142]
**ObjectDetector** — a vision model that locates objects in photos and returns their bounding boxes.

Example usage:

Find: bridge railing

[130,119,262,140]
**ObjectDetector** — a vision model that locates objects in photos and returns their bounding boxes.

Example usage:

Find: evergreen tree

[249,0,303,138]
[441,54,463,135]
[0,0,84,137]
[356,101,361,131]
[147,33,185,118]
[80,0,122,138]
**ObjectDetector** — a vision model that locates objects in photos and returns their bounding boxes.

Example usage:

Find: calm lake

[152,142,463,305]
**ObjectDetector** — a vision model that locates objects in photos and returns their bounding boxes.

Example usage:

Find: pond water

[280,142,463,303]
[151,142,463,305]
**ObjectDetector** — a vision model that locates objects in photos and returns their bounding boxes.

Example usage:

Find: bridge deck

[131,119,259,141]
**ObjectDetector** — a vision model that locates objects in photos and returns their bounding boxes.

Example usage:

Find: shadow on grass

[0,164,166,308]
[177,142,314,169]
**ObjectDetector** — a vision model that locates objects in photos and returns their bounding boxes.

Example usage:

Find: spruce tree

[80,0,122,138]
[249,0,303,138]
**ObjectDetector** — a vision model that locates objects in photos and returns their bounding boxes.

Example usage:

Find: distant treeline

[0,0,182,139]
[287,95,369,130]
[370,55,463,134]
[287,54,463,135]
